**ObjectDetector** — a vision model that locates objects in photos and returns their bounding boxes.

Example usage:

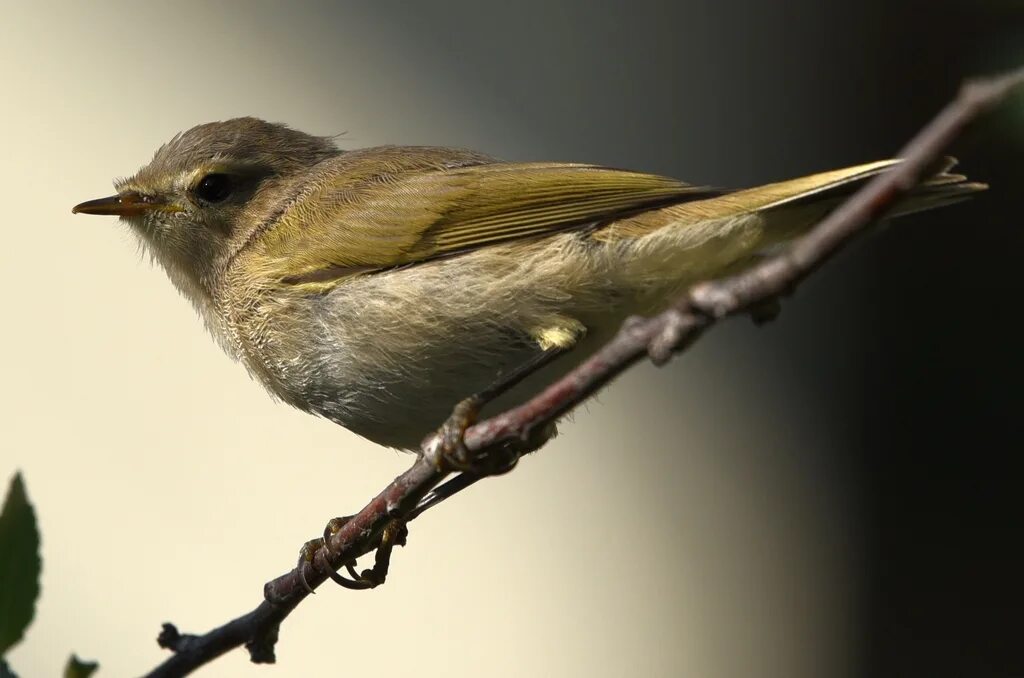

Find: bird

[73,117,984,451]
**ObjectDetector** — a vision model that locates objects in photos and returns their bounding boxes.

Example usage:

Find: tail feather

[735,156,986,215]
[764,160,985,244]
[750,157,986,244]
[595,157,985,242]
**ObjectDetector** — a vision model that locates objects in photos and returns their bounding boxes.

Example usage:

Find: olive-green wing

[258,156,716,286]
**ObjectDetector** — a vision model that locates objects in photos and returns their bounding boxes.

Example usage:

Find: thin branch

[142,66,1024,678]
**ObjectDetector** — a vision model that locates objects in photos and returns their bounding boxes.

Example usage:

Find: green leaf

[0,472,41,656]
[63,654,98,678]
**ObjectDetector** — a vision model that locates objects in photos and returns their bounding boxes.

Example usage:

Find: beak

[72,191,176,216]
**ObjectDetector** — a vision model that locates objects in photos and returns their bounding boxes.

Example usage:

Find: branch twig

[142,66,1024,678]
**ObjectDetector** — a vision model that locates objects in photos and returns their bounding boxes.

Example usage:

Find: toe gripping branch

[293,348,568,596]
[438,394,524,476]
[297,516,408,593]
[437,346,568,476]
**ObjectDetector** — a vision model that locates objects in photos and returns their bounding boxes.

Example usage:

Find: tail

[730,156,986,220]
[590,158,986,308]
[597,157,986,244]
[696,157,986,242]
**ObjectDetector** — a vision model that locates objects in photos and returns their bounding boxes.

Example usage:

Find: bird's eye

[193,174,233,203]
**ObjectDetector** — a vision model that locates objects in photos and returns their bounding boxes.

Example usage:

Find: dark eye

[193,174,233,203]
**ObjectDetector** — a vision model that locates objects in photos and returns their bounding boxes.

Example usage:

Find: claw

[438,396,483,471]
[437,398,534,476]
[318,549,374,590]
[434,347,568,475]
[296,538,324,594]
[314,516,407,591]
[323,515,351,542]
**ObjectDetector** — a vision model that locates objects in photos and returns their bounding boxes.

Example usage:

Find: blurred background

[1,1,1020,676]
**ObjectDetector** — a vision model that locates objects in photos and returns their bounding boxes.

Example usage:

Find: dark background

[372,1,1024,674]
[861,4,1021,675]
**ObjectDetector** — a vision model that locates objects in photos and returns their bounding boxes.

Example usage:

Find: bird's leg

[429,345,566,514]
[295,516,408,593]
[438,396,486,471]
[296,537,325,594]
[332,516,408,589]
[413,420,558,518]
[438,346,567,474]
[295,348,568,594]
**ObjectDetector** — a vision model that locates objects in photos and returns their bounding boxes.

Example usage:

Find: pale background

[2,2,1020,677]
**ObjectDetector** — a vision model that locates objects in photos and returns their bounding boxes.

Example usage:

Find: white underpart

[280,212,767,449]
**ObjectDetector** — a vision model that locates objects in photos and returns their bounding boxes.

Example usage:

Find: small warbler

[73,118,984,449]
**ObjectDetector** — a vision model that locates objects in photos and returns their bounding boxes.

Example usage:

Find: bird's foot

[434,346,568,474]
[414,421,557,518]
[437,394,537,477]
[295,516,408,593]
[295,537,326,594]
[436,394,558,481]
[437,395,484,471]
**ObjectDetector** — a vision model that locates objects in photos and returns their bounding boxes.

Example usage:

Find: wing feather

[256,148,715,286]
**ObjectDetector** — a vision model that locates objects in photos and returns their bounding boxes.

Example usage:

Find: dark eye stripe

[193,174,233,203]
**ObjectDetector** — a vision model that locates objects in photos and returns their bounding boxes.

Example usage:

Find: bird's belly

[227,230,684,450]
[236,275,554,450]
[300,316,545,450]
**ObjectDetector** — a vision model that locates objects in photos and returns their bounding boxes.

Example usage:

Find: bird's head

[73,117,339,303]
